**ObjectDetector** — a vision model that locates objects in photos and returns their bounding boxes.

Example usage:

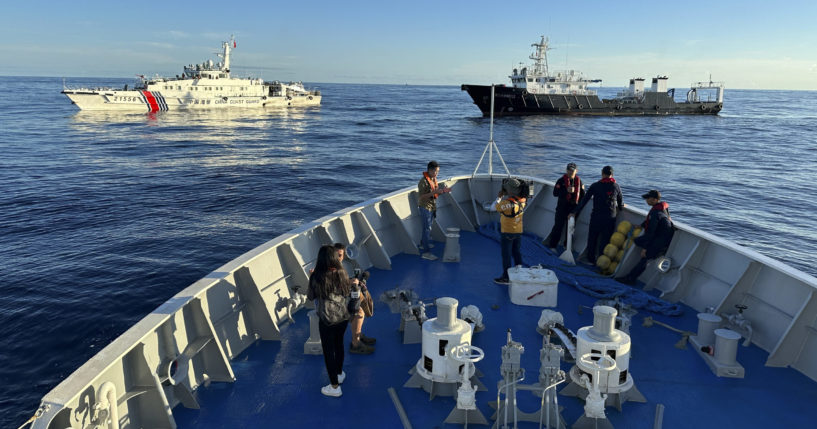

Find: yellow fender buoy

[596,255,611,270]
[615,249,625,262]
[617,221,632,234]
[608,261,618,274]
[603,244,618,259]
[610,232,626,247]
[624,238,633,249]
[633,227,643,237]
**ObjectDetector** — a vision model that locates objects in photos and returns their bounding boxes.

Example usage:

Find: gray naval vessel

[462,36,724,116]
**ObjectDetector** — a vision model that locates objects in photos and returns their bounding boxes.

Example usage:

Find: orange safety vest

[423,171,438,199]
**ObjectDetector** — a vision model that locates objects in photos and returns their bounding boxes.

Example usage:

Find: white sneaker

[421,252,438,261]
[321,384,342,397]
[337,371,346,384]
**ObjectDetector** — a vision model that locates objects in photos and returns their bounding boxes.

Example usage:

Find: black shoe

[494,277,510,285]
[359,333,376,345]
[350,341,374,354]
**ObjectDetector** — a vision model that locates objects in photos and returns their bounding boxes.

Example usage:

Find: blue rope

[478,223,683,316]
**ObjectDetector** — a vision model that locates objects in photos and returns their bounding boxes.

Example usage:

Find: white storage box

[508,266,558,307]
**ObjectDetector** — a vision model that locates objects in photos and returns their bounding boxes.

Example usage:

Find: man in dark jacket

[545,162,585,250]
[569,165,623,264]
[616,189,675,285]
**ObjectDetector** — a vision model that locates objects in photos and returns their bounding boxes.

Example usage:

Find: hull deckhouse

[62,38,321,111]
[461,36,723,116]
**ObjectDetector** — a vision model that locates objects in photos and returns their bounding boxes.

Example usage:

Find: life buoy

[615,104,622,111]
[700,104,707,111]
[308,96,313,100]
[577,104,584,109]
[262,96,267,100]
[654,105,660,110]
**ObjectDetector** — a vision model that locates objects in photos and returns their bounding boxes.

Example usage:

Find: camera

[502,178,532,199]
[353,268,370,282]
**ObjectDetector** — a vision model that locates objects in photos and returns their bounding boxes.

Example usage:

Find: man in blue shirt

[569,166,624,264]
[616,190,675,285]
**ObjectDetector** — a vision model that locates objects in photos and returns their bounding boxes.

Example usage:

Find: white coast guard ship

[62,38,321,111]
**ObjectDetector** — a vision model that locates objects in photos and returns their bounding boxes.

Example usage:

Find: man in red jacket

[545,162,584,250]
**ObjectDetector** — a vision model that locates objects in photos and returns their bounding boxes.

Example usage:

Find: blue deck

[174,229,815,428]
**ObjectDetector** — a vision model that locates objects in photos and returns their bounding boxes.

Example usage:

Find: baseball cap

[641,189,661,199]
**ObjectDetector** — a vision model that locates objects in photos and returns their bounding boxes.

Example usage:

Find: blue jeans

[419,207,434,252]
[501,233,523,278]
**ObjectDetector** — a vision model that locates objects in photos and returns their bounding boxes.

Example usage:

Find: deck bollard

[443,227,461,262]
[304,310,322,355]
[714,329,741,366]
[696,313,722,347]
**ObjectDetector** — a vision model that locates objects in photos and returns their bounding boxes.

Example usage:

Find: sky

[1,0,816,90]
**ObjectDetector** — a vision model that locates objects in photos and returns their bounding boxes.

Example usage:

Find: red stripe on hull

[141,90,160,112]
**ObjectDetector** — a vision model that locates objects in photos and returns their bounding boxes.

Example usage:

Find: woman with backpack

[307,245,360,397]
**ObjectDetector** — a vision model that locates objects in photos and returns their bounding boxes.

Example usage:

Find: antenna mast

[472,85,511,178]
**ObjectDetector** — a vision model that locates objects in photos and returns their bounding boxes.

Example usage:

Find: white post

[489,84,495,176]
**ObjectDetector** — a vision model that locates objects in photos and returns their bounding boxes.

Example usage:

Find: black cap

[566,162,577,171]
[602,165,613,176]
[642,189,661,199]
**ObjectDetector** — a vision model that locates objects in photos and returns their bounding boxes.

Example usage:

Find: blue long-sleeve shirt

[573,179,623,221]
[634,202,675,258]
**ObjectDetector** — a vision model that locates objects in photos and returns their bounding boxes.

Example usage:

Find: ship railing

[691,81,725,89]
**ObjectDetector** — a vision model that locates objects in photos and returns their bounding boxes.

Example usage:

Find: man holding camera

[417,160,450,261]
[335,243,376,354]
[494,178,527,285]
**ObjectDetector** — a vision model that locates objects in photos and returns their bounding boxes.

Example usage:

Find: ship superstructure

[508,36,601,96]
[462,36,724,116]
[62,38,321,111]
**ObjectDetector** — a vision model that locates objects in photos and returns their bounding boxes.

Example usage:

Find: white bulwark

[62,37,321,111]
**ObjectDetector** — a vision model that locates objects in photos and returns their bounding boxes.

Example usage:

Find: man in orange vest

[494,178,527,284]
[417,161,449,260]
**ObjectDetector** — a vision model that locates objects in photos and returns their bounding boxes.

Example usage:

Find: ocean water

[1,76,816,427]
